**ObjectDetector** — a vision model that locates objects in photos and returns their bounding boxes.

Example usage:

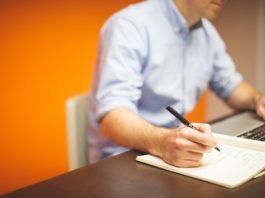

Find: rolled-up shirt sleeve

[209,32,242,100]
[92,14,147,121]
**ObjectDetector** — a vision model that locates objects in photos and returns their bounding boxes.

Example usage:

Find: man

[89,0,265,167]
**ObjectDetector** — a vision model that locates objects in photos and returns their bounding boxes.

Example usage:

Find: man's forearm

[99,108,169,156]
[227,81,261,110]
[99,107,218,167]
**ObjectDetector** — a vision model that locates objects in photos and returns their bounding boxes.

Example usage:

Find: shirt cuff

[219,73,243,100]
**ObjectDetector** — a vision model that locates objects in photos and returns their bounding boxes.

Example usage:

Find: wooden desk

[3,150,265,198]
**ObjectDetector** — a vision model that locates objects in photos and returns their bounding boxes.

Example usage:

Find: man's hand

[227,82,265,120]
[157,123,217,168]
[255,94,265,120]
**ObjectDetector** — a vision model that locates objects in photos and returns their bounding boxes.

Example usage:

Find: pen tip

[215,147,221,152]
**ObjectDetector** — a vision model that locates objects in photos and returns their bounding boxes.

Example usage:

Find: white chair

[65,93,89,170]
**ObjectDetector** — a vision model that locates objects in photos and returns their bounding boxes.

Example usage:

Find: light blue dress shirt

[88,0,242,162]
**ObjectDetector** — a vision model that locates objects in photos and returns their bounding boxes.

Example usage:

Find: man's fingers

[170,158,202,168]
[191,123,211,134]
[256,95,265,120]
[174,137,211,153]
[183,151,204,161]
[257,105,265,120]
[180,127,217,148]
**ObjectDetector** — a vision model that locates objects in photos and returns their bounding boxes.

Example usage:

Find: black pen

[166,106,220,152]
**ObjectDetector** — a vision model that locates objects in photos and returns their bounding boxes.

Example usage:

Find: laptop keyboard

[238,123,265,141]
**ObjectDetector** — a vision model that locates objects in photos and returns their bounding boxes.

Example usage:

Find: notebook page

[136,144,265,188]
[213,133,265,151]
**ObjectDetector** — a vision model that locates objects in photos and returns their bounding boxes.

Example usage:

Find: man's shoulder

[117,0,160,18]
[103,0,161,29]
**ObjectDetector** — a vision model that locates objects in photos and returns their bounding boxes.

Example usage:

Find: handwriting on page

[199,144,265,182]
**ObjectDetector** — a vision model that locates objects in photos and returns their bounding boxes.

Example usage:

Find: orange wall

[0,0,205,195]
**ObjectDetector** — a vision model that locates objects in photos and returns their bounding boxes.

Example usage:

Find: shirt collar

[190,20,203,31]
[159,0,203,33]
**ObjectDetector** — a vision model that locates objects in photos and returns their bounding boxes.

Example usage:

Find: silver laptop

[211,111,265,141]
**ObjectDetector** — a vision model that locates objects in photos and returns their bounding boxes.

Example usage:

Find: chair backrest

[65,93,89,170]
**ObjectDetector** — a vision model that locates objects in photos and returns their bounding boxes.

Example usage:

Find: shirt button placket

[181,30,190,115]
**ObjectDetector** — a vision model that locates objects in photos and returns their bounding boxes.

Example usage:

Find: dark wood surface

[2,150,265,198]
